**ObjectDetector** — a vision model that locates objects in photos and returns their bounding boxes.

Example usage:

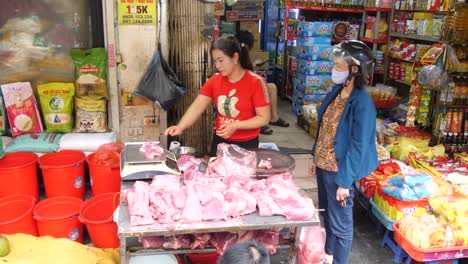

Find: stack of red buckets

[0,147,121,249]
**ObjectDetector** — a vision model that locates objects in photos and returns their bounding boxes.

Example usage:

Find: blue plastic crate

[370,198,395,231]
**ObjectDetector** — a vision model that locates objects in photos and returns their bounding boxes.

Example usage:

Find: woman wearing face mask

[312,40,378,264]
[164,36,271,156]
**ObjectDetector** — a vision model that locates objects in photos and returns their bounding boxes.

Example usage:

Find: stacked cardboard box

[292,22,335,117]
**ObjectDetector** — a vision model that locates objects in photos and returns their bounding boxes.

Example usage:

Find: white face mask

[331,68,349,84]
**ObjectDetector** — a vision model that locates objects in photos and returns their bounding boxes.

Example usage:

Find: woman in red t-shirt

[164,36,271,156]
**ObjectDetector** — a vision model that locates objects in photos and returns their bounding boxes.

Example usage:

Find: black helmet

[329,40,375,74]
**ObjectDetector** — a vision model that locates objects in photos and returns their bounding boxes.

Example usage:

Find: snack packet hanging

[38,83,75,133]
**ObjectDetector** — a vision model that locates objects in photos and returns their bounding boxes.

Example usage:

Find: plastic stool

[405,258,459,264]
[370,211,384,235]
[382,229,408,263]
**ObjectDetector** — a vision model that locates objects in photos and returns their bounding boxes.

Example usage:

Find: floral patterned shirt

[315,93,348,172]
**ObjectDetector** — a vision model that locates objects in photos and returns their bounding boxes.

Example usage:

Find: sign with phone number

[118,0,157,25]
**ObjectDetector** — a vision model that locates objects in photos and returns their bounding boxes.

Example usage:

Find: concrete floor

[263,99,396,264]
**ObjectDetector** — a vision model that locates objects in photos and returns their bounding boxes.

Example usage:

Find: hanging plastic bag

[298,226,326,264]
[92,142,124,167]
[137,44,186,111]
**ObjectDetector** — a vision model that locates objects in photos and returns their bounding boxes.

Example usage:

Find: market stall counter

[117,180,320,264]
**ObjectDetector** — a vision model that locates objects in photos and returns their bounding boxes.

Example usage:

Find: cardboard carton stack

[292,21,335,116]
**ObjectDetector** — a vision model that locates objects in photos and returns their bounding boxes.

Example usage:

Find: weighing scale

[120,142,181,180]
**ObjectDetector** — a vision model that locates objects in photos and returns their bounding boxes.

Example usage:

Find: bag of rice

[0,82,43,137]
[75,96,108,133]
[70,48,108,98]
[5,133,62,153]
[38,83,75,133]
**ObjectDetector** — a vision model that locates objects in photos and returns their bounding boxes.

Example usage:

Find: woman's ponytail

[239,43,253,71]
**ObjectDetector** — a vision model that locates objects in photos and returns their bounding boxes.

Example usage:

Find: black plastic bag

[137,44,186,111]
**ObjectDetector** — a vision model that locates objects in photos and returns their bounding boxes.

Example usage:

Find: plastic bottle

[437,106,448,133]
[451,110,459,133]
[458,109,464,133]
[446,108,453,133]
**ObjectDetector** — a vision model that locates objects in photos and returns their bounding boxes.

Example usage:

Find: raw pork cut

[202,192,227,221]
[139,236,164,249]
[126,181,154,226]
[151,174,181,190]
[254,229,280,254]
[223,186,257,217]
[178,154,205,181]
[210,232,238,254]
[139,142,164,159]
[163,235,191,249]
[258,159,273,169]
[181,182,203,223]
[191,233,211,249]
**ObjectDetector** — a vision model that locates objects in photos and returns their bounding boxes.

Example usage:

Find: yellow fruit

[0,235,10,257]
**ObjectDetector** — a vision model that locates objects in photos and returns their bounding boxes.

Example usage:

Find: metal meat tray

[253,148,295,176]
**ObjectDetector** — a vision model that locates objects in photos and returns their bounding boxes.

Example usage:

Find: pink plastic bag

[298,226,326,264]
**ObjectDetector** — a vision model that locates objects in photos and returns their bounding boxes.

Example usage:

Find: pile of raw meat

[125,173,314,228]
[138,229,280,254]
[180,143,258,181]
[139,142,164,159]
[124,143,315,253]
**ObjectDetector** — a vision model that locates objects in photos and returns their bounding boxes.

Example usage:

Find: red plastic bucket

[86,153,121,196]
[186,252,220,264]
[39,150,86,199]
[0,152,39,200]
[0,195,37,236]
[79,192,120,248]
[33,196,83,242]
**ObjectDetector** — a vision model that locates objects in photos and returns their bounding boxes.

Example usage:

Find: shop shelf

[388,56,415,63]
[360,37,387,44]
[332,38,347,43]
[374,98,397,109]
[288,5,363,13]
[390,32,441,42]
[391,79,412,86]
[364,7,393,12]
[394,9,448,14]
[448,72,468,79]
[393,222,468,262]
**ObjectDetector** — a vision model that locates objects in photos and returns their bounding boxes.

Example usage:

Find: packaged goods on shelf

[0,82,43,137]
[297,60,334,75]
[332,21,349,39]
[373,185,429,221]
[365,16,389,40]
[296,36,331,46]
[74,96,108,133]
[295,74,334,90]
[296,45,333,61]
[37,83,75,133]
[297,21,333,37]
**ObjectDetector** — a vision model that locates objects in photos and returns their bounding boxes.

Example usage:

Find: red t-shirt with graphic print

[200,71,270,141]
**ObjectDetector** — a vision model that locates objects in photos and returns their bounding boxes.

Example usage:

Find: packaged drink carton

[297,22,333,37]
[297,60,334,75]
[296,36,331,46]
[296,45,332,61]
[296,74,334,90]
